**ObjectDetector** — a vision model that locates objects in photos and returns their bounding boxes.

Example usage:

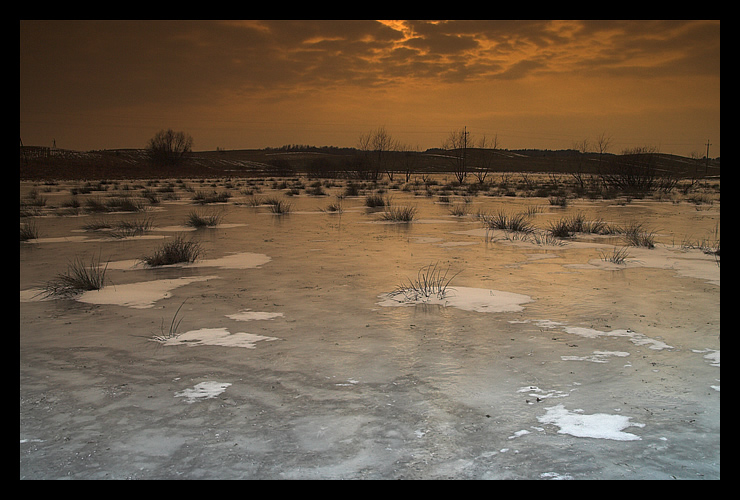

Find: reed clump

[140,235,202,266]
[39,254,109,298]
[388,262,461,302]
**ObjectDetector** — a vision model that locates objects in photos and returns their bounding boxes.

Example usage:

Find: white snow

[175,381,231,403]
[226,309,284,321]
[77,275,220,308]
[155,327,278,349]
[561,350,631,363]
[377,286,532,313]
[538,404,645,441]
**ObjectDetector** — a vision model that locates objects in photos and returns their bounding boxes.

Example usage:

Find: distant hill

[19,146,720,181]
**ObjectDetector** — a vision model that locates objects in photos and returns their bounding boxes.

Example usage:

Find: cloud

[20,20,720,154]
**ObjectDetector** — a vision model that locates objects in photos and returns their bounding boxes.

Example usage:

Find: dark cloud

[20,20,720,154]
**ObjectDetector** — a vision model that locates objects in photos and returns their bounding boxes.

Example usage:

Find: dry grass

[600,246,631,264]
[480,210,535,234]
[39,254,109,298]
[388,262,461,302]
[140,235,202,266]
[380,205,417,222]
[185,209,223,228]
[20,221,39,241]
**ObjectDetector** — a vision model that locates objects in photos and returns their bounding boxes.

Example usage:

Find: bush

[147,129,193,166]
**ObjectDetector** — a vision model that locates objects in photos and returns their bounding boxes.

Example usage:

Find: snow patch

[155,327,278,349]
[77,275,220,308]
[378,286,532,313]
[175,381,231,403]
[226,309,284,321]
[538,404,644,441]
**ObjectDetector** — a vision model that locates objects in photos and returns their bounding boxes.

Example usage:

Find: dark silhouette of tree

[443,127,471,184]
[147,129,193,166]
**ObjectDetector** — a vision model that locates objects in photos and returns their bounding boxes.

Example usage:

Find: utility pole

[705,140,711,174]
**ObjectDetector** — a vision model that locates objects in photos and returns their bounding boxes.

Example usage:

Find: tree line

[146,127,715,192]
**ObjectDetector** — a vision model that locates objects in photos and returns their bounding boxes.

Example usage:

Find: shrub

[147,128,193,167]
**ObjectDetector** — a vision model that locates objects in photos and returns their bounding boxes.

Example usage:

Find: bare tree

[398,142,421,183]
[595,132,612,164]
[358,126,398,181]
[443,126,471,184]
[570,138,590,190]
[600,146,665,193]
[147,129,193,167]
[473,133,499,184]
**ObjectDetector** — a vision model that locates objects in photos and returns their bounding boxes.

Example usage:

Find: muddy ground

[20,178,720,479]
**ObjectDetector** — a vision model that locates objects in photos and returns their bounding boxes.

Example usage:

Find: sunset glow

[20,20,720,157]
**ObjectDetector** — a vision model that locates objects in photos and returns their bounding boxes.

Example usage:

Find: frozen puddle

[512,319,673,350]
[190,252,271,269]
[77,276,220,308]
[226,309,284,321]
[175,381,231,403]
[538,404,645,441]
[561,351,631,363]
[155,327,279,349]
[378,286,532,313]
[108,252,271,270]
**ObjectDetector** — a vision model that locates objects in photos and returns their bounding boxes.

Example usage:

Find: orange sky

[20,20,720,158]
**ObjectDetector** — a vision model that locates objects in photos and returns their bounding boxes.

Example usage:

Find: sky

[20,20,720,158]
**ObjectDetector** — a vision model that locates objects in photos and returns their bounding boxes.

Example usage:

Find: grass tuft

[140,235,202,266]
[389,262,461,302]
[380,205,417,222]
[268,199,293,214]
[600,246,631,264]
[20,221,39,241]
[185,209,222,228]
[152,299,188,342]
[39,254,109,298]
[365,194,388,208]
[622,222,656,248]
[480,210,534,233]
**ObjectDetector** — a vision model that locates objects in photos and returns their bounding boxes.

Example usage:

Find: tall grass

[380,205,417,222]
[547,213,620,238]
[140,235,202,266]
[448,203,470,217]
[622,222,656,248]
[600,246,631,264]
[192,190,231,204]
[82,216,154,238]
[185,209,222,228]
[268,199,293,214]
[389,262,461,302]
[480,210,535,233]
[152,299,188,342]
[39,254,109,298]
[20,221,39,241]
[365,194,388,208]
